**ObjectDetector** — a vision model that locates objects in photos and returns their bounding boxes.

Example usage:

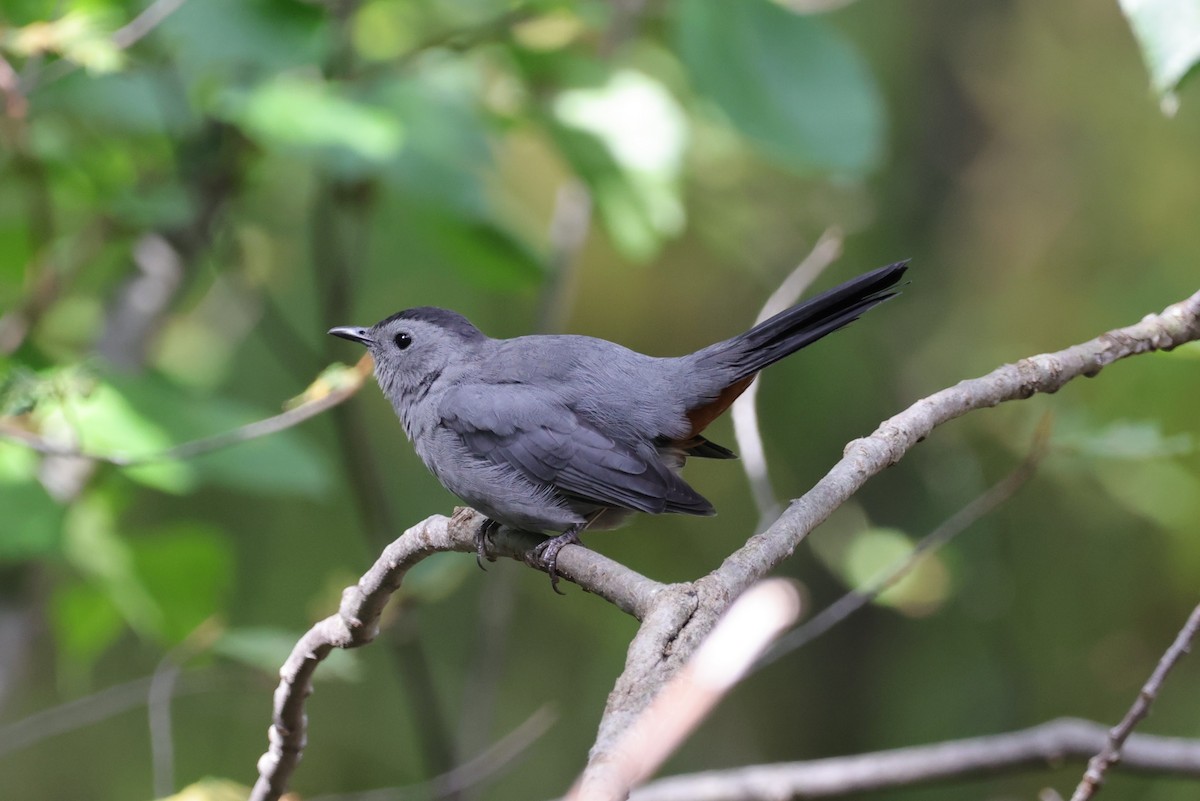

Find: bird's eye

[394,332,412,350]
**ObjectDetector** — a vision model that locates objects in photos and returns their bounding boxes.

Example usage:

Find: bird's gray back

[476,334,697,443]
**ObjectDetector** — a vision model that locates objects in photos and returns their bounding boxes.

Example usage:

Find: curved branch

[249,509,662,801]
[0,355,373,466]
[623,718,1200,801]
[583,287,1200,786]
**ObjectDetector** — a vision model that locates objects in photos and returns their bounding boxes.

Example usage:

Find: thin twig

[24,0,193,90]
[0,669,229,756]
[536,179,594,335]
[1069,601,1200,800]
[148,618,223,798]
[621,718,1200,801]
[111,0,191,50]
[0,55,28,119]
[731,228,844,530]
[0,354,372,466]
[759,412,1051,665]
[310,706,557,801]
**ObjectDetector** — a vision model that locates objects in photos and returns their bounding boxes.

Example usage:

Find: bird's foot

[530,525,584,595]
[474,518,501,570]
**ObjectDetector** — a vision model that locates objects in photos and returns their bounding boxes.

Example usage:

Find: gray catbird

[330,260,907,590]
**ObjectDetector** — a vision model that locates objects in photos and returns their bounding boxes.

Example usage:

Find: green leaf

[396,200,546,290]
[132,524,232,644]
[553,70,687,261]
[1093,459,1200,530]
[399,552,471,603]
[157,778,251,801]
[1118,0,1200,111]
[215,76,405,175]
[34,378,194,493]
[6,10,124,73]
[159,0,327,79]
[187,433,331,497]
[1056,419,1194,460]
[824,527,953,616]
[549,122,662,261]
[63,495,163,637]
[214,628,361,681]
[0,477,64,560]
[106,374,332,498]
[674,0,885,174]
[50,580,125,669]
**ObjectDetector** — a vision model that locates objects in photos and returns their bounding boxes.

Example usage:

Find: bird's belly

[420,437,585,533]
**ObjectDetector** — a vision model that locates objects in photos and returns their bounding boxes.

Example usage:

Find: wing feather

[440,385,713,516]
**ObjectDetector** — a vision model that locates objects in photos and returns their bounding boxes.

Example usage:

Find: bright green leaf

[1118,0,1200,112]
[836,527,952,616]
[106,374,332,498]
[8,10,124,74]
[549,122,663,261]
[675,0,885,173]
[35,378,194,493]
[215,76,405,174]
[63,494,163,636]
[554,70,687,261]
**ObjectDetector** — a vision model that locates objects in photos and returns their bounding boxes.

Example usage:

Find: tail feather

[680,261,908,436]
[708,260,907,382]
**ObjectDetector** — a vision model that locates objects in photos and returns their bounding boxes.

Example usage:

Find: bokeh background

[2,1,1199,799]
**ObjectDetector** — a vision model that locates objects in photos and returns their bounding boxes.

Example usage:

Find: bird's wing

[439,384,713,516]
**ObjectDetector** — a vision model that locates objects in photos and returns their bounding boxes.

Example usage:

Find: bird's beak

[328,326,373,346]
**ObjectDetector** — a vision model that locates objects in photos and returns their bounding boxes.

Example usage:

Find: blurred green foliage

[1,0,1199,800]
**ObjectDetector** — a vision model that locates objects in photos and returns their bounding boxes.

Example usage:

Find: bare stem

[623,718,1200,801]
[1069,601,1200,801]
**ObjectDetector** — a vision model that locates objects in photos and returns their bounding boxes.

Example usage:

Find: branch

[0,355,373,466]
[760,412,1050,663]
[1070,601,1200,800]
[111,0,191,50]
[731,228,844,530]
[581,286,1200,787]
[309,705,557,801]
[622,718,1200,801]
[248,510,663,801]
[567,580,801,801]
[23,0,192,91]
[0,669,229,756]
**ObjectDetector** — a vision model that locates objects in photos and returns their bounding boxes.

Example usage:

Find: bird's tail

[694,260,909,384]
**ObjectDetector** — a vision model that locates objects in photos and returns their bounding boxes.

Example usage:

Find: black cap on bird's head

[328,307,483,348]
[328,307,486,400]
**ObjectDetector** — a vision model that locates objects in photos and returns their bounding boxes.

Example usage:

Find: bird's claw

[530,527,583,594]
[474,518,500,571]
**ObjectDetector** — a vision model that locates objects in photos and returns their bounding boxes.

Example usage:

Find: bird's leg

[531,512,601,594]
[530,527,581,595]
[474,518,501,570]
